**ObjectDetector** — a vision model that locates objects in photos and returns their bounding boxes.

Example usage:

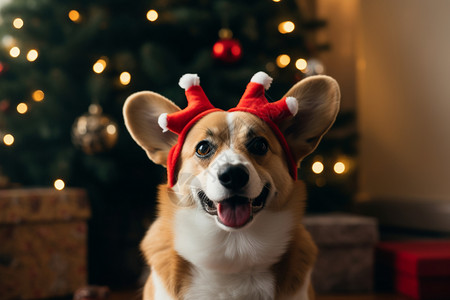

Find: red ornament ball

[212,38,242,63]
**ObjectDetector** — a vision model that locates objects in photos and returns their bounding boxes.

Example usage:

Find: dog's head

[124,72,339,231]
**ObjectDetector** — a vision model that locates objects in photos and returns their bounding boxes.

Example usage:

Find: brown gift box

[0,188,90,299]
[304,214,379,293]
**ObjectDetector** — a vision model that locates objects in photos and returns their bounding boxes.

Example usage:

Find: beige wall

[357,0,450,202]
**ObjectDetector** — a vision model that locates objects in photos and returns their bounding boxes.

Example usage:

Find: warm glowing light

[276,54,291,68]
[93,59,107,73]
[146,9,158,22]
[312,161,324,174]
[27,49,38,62]
[68,10,81,22]
[272,0,281,2]
[278,21,295,34]
[3,134,14,146]
[9,46,20,58]
[32,90,45,102]
[334,162,346,174]
[17,103,28,114]
[295,58,308,71]
[13,18,24,29]
[119,71,131,85]
[54,179,65,191]
[106,124,117,135]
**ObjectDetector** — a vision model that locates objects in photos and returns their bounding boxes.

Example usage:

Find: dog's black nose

[218,164,249,191]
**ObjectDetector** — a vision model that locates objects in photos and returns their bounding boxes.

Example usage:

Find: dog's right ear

[123,91,180,167]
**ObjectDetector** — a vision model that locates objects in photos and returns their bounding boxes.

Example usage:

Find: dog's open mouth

[198,185,270,228]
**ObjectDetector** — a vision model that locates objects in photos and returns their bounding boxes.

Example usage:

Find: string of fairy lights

[0,0,341,190]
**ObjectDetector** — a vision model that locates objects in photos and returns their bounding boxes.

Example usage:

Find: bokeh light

[54,179,65,191]
[278,21,295,34]
[276,54,291,68]
[146,10,158,22]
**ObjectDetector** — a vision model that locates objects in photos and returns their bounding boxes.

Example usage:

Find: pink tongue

[217,200,251,228]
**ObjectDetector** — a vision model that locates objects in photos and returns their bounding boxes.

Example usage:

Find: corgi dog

[123,71,340,300]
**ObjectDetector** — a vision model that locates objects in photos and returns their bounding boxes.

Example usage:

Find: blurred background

[0,0,449,297]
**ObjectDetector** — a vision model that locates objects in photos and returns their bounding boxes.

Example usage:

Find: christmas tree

[0,0,355,286]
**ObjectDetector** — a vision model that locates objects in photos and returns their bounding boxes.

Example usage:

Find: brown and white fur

[123,75,340,300]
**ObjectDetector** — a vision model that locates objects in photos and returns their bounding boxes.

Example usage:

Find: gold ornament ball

[218,28,233,39]
[72,104,118,154]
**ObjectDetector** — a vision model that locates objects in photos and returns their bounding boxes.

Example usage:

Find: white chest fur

[185,267,275,300]
[151,269,312,300]
[173,208,295,300]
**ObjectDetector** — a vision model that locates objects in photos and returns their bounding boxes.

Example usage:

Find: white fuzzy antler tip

[250,71,273,90]
[286,97,298,116]
[158,113,169,132]
[179,74,200,90]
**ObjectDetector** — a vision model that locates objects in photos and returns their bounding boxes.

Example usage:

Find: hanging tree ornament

[72,103,118,154]
[303,58,325,76]
[212,28,242,63]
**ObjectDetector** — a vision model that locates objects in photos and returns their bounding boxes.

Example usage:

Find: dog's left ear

[279,75,340,164]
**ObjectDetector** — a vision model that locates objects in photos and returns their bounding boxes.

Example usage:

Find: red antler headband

[159,71,298,187]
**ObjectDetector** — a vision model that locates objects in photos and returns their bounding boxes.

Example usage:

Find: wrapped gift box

[0,188,90,299]
[376,240,450,300]
[303,214,379,293]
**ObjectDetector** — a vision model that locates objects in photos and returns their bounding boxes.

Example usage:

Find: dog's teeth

[252,201,263,208]
[199,191,218,214]
[206,199,215,209]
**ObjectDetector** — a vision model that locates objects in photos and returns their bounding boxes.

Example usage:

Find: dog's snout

[218,164,249,191]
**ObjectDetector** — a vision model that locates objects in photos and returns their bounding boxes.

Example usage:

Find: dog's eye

[247,137,269,156]
[196,140,214,158]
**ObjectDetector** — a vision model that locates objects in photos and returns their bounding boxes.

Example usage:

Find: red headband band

[159,71,298,187]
